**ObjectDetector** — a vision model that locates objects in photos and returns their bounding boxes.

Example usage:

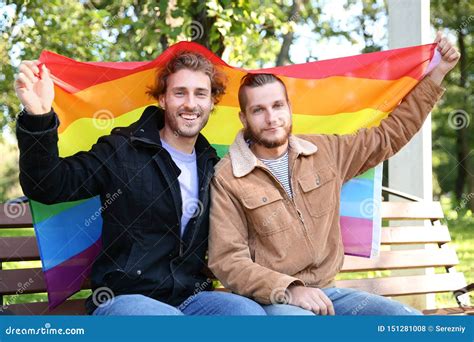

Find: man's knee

[231,295,266,315]
[382,300,422,316]
[193,292,266,315]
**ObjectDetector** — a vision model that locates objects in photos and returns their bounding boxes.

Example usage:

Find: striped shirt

[259,150,293,198]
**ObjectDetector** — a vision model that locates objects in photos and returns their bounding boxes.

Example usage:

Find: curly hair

[147,51,227,105]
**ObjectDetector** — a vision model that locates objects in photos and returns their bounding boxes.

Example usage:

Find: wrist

[287,283,304,292]
[427,69,447,86]
[24,106,52,116]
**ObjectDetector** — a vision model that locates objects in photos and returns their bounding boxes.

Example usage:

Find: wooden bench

[336,187,473,315]
[1,188,472,315]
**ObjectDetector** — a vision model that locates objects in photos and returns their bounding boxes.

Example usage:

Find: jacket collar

[112,105,218,161]
[229,130,318,178]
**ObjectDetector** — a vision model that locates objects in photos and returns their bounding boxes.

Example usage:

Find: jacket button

[136,270,142,275]
[316,178,320,186]
[262,197,267,203]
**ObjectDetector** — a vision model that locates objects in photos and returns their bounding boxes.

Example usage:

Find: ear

[158,95,166,110]
[239,111,248,128]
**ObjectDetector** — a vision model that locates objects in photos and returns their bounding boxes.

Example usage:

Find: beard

[244,123,292,148]
[165,106,210,138]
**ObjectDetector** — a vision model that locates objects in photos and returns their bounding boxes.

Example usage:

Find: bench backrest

[337,187,470,314]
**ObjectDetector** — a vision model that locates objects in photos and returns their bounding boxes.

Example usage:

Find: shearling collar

[228,130,318,178]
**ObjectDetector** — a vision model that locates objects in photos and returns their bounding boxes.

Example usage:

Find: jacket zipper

[163,156,185,257]
[130,135,217,259]
[258,160,309,239]
[289,156,316,253]
[179,161,213,257]
[290,156,310,238]
[288,155,316,253]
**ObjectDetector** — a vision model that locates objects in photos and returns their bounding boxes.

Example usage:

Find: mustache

[263,126,283,130]
[177,107,203,116]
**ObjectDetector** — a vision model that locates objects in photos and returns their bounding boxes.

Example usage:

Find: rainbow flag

[33,41,439,308]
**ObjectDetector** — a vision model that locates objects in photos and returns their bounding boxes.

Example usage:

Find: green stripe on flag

[212,144,229,158]
[30,198,92,224]
[356,168,375,180]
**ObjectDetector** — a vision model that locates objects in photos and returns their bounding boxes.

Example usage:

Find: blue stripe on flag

[340,178,374,219]
[34,196,103,271]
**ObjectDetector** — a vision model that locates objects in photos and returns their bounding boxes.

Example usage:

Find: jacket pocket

[122,242,145,277]
[102,243,143,291]
[241,188,289,236]
[298,166,337,217]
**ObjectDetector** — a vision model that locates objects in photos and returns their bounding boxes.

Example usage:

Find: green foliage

[0,0,322,132]
[431,0,474,206]
[1,0,110,134]
[0,140,22,200]
[436,196,474,307]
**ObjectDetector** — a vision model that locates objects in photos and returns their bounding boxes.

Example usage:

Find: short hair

[147,51,227,105]
[238,73,289,112]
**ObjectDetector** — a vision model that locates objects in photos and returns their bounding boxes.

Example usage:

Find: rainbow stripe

[33,41,438,308]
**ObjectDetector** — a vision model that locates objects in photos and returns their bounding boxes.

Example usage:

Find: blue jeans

[263,287,421,315]
[92,291,266,316]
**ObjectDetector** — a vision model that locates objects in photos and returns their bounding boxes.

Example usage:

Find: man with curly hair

[15,51,265,316]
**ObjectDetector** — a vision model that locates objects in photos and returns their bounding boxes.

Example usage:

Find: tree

[1,0,306,134]
[0,0,328,201]
[431,0,474,211]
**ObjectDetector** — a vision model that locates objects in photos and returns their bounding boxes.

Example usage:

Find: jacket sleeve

[16,109,115,204]
[208,174,304,305]
[321,76,445,183]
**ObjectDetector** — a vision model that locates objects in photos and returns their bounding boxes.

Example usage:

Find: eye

[273,102,283,108]
[253,107,263,114]
[174,91,184,96]
[196,92,208,98]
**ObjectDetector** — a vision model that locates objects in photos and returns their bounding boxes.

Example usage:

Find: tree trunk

[276,0,301,66]
[454,31,468,203]
[192,8,225,57]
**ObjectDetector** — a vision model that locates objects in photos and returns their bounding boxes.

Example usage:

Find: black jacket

[16,106,219,314]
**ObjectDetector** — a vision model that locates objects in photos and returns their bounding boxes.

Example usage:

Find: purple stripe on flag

[44,238,102,309]
[340,216,373,258]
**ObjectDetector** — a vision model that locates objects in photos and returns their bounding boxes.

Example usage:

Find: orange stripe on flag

[54,68,417,133]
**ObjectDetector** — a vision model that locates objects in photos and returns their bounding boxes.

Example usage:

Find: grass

[434,200,474,307]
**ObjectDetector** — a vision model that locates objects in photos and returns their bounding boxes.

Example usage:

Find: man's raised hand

[428,31,461,85]
[14,60,54,115]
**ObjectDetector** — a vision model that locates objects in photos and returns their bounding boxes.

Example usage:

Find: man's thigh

[92,294,183,316]
[323,287,421,315]
[262,304,315,316]
[178,291,266,315]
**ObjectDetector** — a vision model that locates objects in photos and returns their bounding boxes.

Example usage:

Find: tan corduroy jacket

[208,77,445,304]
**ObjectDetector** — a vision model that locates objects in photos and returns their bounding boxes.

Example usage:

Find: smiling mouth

[179,113,200,121]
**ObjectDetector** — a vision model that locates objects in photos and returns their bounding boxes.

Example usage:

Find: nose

[265,108,278,125]
[184,94,196,109]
